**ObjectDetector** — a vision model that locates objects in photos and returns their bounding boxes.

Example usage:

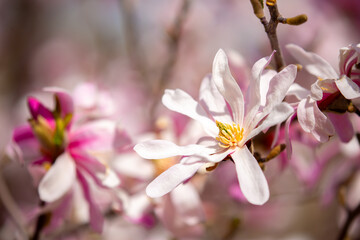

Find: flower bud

[286,14,308,25]
[250,0,264,19]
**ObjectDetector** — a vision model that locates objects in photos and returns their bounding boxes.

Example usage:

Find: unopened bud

[250,0,264,19]
[266,144,286,161]
[29,116,55,151]
[286,14,308,25]
[266,0,276,7]
[295,64,303,71]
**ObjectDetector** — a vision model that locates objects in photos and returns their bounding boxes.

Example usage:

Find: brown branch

[257,1,284,71]
[250,0,307,72]
[30,201,50,240]
[337,201,360,240]
[155,0,191,98]
[150,0,191,126]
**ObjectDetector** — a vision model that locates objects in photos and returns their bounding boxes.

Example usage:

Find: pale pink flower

[135,49,297,205]
[10,87,120,232]
[286,43,360,143]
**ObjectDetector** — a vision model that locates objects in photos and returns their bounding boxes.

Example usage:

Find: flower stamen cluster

[215,121,244,148]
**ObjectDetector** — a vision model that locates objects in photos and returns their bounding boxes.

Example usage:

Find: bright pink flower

[10,87,120,232]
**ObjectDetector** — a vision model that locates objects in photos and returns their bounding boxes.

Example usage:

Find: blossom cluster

[1,0,360,240]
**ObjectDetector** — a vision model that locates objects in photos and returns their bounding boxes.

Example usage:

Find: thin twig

[250,0,307,72]
[259,2,285,71]
[337,202,360,240]
[150,0,191,125]
[30,201,49,240]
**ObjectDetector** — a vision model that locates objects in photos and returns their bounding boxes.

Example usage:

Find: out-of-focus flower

[135,49,296,205]
[73,82,116,121]
[286,43,360,143]
[116,114,206,237]
[9,87,120,232]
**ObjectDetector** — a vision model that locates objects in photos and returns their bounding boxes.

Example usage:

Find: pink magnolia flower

[135,49,297,205]
[10,87,120,232]
[286,43,360,143]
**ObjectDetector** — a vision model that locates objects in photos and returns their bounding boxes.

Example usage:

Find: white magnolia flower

[286,43,360,142]
[135,49,296,205]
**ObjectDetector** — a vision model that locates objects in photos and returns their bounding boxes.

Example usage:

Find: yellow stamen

[215,121,244,149]
[43,162,52,171]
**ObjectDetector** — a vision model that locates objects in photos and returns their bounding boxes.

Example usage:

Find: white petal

[134,140,209,159]
[286,44,338,79]
[114,152,154,180]
[199,75,232,123]
[335,76,360,99]
[262,64,297,112]
[162,89,218,136]
[246,103,294,141]
[245,52,274,120]
[286,83,310,100]
[316,79,338,95]
[247,65,296,131]
[100,169,121,188]
[146,162,204,198]
[192,137,234,162]
[212,49,245,125]
[231,147,269,205]
[310,82,324,101]
[297,98,315,133]
[259,70,277,106]
[38,153,76,202]
[125,192,152,219]
[312,106,335,142]
[298,98,334,142]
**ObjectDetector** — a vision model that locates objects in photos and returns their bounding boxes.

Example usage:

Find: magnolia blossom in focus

[286,43,360,143]
[10,87,120,232]
[135,49,296,205]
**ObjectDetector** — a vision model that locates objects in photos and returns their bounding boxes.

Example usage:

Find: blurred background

[0,0,360,239]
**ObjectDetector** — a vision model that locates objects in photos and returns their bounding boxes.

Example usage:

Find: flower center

[215,121,244,148]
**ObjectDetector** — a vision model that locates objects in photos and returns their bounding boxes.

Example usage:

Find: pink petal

[77,170,104,233]
[11,125,41,162]
[212,49,245,126]
[44,87,74,118]
[231,147,269,205]
[69,120,116,152]
[327,112,354,143]
[38,152,76,202]
[146,162,203,198]
[27,97,53,121]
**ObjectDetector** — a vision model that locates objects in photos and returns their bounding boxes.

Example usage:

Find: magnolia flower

[10,87,120,232]
[135,49,296,205]
[286,43,360,142]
